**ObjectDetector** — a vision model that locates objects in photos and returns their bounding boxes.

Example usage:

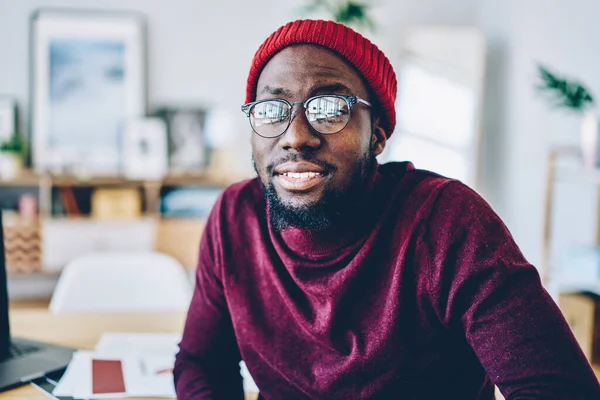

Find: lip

[273,162,329,192]
[273,161,328,175]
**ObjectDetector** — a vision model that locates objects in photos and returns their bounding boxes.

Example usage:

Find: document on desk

[52,333,181,399]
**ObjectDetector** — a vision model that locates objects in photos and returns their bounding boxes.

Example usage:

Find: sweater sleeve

[173,198,244,400]
[424,181,600,399]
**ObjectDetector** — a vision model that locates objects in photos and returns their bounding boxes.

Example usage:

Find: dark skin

[251,45,387,211]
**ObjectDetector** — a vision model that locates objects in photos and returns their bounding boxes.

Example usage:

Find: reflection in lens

[306,96,349,134]
[251,100,291,137]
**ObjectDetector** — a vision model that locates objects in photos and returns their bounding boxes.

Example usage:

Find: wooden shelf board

[0,170,41,186]
[551,145,600,185]
[7,270,61,278]
[555,164,600,185]
[0,171,229,188]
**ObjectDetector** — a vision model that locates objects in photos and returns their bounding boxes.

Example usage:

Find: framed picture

[0,97,16,143]
[30,9,146,175]
[122,117,168,180]
[154,108,210,174]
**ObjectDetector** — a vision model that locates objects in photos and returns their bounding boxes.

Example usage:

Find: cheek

[251,138,271,177]
[332,127,372,167]
[328,138,370,182]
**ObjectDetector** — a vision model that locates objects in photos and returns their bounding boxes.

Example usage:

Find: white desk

[3,307,598,400]
[1,308,258,400]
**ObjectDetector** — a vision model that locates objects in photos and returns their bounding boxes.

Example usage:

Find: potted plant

[536,64,599,168]
[0,133,26,179]
[299,0,376,31]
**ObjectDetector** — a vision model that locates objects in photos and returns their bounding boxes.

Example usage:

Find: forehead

[255,44,368,99]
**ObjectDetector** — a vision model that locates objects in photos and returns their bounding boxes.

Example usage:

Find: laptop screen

[0,210,10,357]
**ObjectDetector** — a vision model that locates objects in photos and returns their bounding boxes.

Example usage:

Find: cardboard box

[91,188,142,220]
[155,218,205,269]
[559,292,600,363]
[3,218,42,274]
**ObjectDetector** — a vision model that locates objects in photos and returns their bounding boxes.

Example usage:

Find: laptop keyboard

[8,341,40,358]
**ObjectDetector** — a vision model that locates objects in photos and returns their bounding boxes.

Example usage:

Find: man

[174,19,600,399]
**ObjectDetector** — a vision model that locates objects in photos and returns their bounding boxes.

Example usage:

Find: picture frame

[30,8,147,175]
[154,107,210,174]
[0,97,17,143]
[122,117,168,180]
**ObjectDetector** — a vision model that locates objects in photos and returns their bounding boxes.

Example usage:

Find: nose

[278,107,323,152]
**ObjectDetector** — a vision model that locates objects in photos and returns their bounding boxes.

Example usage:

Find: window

[381,27,486,189]
[387,62,478,186]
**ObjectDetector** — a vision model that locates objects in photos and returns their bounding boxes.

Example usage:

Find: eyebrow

[258,82,356,101]
[260,85,294,97]
[310,82,353,96]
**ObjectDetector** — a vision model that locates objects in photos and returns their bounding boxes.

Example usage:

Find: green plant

[0,134,27,158]
[536,64,595,112]
[300,0,376,32]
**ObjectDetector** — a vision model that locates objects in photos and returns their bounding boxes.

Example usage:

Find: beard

[254,149,377,232]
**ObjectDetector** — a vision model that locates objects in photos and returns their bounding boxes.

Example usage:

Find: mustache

[266,153,336,175]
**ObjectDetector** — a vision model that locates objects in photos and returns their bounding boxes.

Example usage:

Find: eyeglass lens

[250,96,350,137]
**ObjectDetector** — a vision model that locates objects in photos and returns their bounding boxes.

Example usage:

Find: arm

[425,182,600,399]
[174,202,244,400]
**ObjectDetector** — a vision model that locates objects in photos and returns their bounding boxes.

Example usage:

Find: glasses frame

[241,94,372,138]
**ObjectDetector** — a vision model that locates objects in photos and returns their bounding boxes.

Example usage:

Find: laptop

[0,210,75,391]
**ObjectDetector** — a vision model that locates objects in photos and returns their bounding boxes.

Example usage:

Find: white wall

[0,0,477,172]
[477,0,599,271]
[0,0,477,298]
[3,0,597,278]
[0,0,478,181]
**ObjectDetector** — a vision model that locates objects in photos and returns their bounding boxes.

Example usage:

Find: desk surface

[1,308,258,400]
[2,308,599,400]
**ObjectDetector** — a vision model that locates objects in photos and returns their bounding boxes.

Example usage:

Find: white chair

[49,251,193,314]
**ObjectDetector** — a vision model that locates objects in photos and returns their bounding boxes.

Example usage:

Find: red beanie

[245,19,397,137]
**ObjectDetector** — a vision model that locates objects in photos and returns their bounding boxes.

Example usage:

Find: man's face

[251,45,386,230]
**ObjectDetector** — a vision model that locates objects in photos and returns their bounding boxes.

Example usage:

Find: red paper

[91,359,126,394]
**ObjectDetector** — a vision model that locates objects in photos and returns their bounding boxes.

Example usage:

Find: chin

[277,191,323,209]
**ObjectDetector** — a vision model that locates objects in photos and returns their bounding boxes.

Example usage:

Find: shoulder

[378,162,458,217]
[428,179,504,234]
[379,162,507,238]
[416,178,517,264]
[379,161,454,195]
[381,162,496,219]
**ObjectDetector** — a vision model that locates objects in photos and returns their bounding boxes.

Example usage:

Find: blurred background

[0,0,599,316]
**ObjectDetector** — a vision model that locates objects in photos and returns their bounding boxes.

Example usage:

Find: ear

[370,117,387,157]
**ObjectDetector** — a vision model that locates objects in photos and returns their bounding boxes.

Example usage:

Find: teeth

[283,172,322,179]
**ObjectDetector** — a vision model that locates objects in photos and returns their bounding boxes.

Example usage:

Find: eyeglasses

[241,95,372,138]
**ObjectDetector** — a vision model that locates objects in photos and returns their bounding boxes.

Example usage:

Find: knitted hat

[245,19,397,137]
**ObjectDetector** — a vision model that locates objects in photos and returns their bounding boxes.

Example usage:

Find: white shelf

[554,246,600,296]
[558,282,600,297]
[542,145,600,286]
[555,163,600,185]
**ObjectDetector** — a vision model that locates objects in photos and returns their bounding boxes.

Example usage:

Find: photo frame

[30,9,146,175]
[154,107,211,174]
[122,117,168,180]
[0,97,17,143]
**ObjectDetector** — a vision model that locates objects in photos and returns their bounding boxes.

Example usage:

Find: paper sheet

[53,333,181,399]
[54,351,128,399]
[95,333,181,356]
[53,332,258,398]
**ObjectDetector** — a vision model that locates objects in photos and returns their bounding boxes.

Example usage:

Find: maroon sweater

[174,162,600,399]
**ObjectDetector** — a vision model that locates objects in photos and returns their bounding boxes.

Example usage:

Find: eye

[307,97,349,124]
[252,101,290,126]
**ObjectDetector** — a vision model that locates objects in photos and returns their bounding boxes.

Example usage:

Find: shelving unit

[0,170,229,218]
[542,145,600,291]
[1,169,230,277]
